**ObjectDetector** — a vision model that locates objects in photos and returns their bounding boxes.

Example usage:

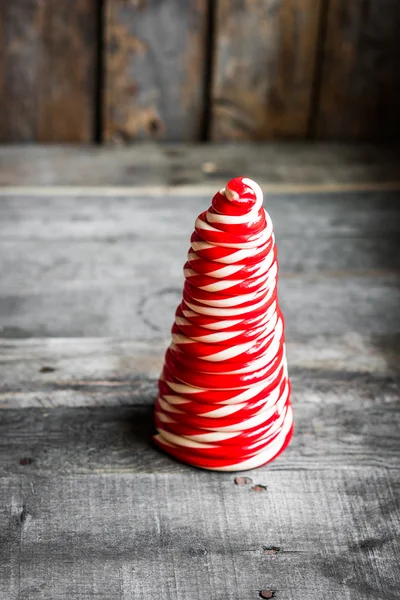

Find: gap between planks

[0,181,400,197]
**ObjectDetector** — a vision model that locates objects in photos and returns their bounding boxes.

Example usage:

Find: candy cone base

[153,412,294,472]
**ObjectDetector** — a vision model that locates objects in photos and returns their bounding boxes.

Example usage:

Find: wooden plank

[2,182,400,198]
[0,275,398,339]
[316,0,400,141]
[0,332,399,408]
[161,143,400,187]
[0,369,399,473]
[1,189,399,242]
[0,145,168,187]
[211,0,322,140]
[1,470,399,599]
[0,144,399,187]
[0,190,399,339]
[104,0,208,142]
[0,0,97,143]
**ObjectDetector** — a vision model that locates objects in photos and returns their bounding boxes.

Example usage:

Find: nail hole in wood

[251,484,267,492]
[234,476,253,486]
[259,590,276,599]
[263,546,281,555]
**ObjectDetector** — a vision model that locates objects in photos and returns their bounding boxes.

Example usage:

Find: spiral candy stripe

[153,177,293,471]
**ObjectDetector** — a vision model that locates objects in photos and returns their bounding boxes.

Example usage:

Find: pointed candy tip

[225,177,258,207]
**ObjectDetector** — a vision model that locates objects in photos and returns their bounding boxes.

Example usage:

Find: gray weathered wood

[1,170,399,600]
[0,0,97,143]
[316,0,400,141]
[0,145,168,187]
[1,333,398,408]
[211,0,322,140]
[0,144,399,187]
[160,143,400,188]
[0,341,399,473]
[0,190,399,338]
[104,0,208,142]
[0,470,399,599]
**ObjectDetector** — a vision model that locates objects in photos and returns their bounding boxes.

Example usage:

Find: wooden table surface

[0,145,399,600]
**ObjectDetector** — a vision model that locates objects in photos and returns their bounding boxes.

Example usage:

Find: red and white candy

[153,177,293,471]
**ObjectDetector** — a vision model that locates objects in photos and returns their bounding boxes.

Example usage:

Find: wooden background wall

[1,0,399,143]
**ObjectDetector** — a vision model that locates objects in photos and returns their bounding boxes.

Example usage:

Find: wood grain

[1,332,399,473]
[316,0,400,140]
[0,189,398,339]
[1,470,399,599]
[0,144,399,187]
[0,145,168,186]
[211,0,322,140]
[1,386,399,472]
[1,332,398,408]
[160,143,400,188]
[104,0,208,142]
[1,168,400,599]
[0,0,97,142]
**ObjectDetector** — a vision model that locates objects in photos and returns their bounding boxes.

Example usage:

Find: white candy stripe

[171,334,196,345]
[175,329,246,343]
[154,422,292,470]
[162,395,191,406]
[191,230,272,263]
[187,246,276,279]
[157,392,288,442]
[189,264,277,301]
[196,322,282,364]
[247,403,289,447]
[187,239,274,262]
[190,286,270,308]
[183,331,273,363]
[163,377,278,404]
[155,406,286,451]
[178,314,277,344]
[177,303,278,343]
[181,310,244,329]
[175,314,272,342]
[186,273,267,293]
[161,375,285,420]
[242,178,264,212]
[156,428,220,449]
[218,338,285,375]
[175,430,240,443]
[159,397,244,419]
[191,266,277,294]
[183,389,289,444]
[169,393,288,444]
[206,207,261,224]
[180,303,276,329]
[158,397,184,414]
[200,376,285,418]
[185,288,273,317]
[215,324,284,373]
[159,386,290,448]
[195,216,272,249]
[209,406,293,471]
[206,248,274,278]
[157,412,178,424]
[157,394,280,433]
